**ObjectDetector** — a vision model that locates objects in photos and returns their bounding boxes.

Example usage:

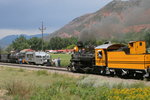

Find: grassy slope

[0,66,150,100]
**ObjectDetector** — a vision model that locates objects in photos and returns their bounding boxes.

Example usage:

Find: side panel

[107,51,145,70]
[95,49,107,66]
[35,57,43,64]
[144,54,150,69]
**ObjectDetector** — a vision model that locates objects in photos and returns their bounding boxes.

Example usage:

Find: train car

[69,41,150,79]
[25,51,50,65]
[9,53,19,63]
[0,54,10,62]
[0,52,20,63]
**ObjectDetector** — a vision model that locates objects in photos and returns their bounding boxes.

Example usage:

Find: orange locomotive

[68,41,150,79]
[95,41,150,78]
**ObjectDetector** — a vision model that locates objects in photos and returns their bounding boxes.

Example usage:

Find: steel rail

[0,62,67,72]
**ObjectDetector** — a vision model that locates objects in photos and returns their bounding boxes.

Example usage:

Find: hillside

[47,0,150,41]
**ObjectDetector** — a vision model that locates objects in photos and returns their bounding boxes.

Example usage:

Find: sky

[0,0,112,39]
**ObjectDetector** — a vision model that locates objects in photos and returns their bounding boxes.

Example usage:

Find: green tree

[48,37,78,50]
[43,41,49,50]
[28,37,42,50]
[66,44,76,49]
[48,37,62,50]
[11,35,29,51]
[5,44,13,53]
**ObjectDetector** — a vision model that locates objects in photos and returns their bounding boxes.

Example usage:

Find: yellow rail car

[95,41,150,78]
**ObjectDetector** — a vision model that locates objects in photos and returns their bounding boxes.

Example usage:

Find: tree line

[5,36,78,53]
[3,35,104,53]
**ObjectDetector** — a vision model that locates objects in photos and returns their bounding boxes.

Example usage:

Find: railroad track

[0,62,68,72]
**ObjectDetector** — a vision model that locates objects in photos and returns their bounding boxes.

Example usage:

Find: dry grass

[4,80,35,100]
[0,66,149,100]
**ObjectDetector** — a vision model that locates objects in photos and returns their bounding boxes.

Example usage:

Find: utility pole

[39,22,46,51]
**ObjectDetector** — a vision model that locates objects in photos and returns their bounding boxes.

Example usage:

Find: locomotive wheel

[70,62,81,72]
[67,66,71,71]
[100,69,106,75]
[100,67,109,76]
[68,62,77,72]
[72,66,76,72]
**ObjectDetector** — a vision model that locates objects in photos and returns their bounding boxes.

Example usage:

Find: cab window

[98,50,102,58]
[140,42,142,46]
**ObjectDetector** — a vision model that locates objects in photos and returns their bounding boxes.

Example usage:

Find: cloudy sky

[0,0,112,39]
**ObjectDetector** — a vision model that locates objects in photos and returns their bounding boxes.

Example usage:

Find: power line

[39,22,46,51]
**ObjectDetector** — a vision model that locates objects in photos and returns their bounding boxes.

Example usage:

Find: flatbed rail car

[68,41,150,79]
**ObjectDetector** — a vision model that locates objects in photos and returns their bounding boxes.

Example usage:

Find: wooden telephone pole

[39,22,46,51]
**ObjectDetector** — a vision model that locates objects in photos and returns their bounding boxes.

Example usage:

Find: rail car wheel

[115,69,123,77]
[143,72,149,81]
[122,70,135,79]
[135,73,144,80]
[144,76,150,81]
